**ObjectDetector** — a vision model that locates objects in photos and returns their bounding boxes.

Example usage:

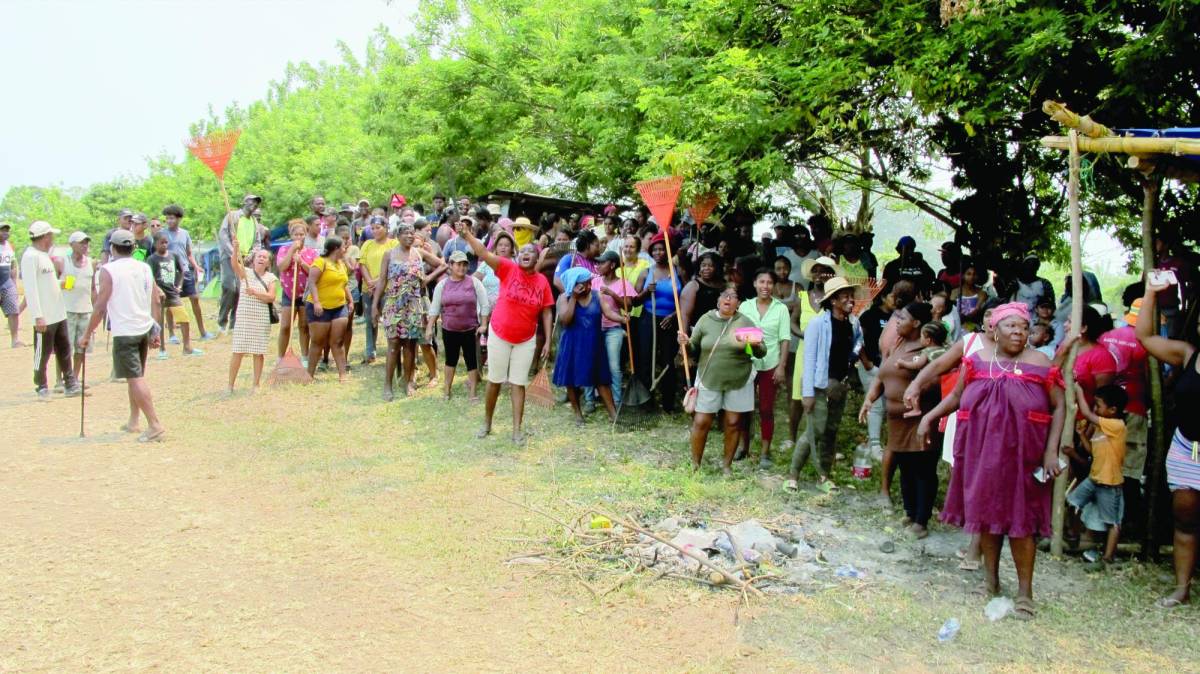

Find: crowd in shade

[3,189,1198,617]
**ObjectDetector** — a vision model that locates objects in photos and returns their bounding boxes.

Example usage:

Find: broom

[528,355,556,408]
[268,260,313,385]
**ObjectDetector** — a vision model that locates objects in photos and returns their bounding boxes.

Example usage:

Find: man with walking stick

[79,229,166,442]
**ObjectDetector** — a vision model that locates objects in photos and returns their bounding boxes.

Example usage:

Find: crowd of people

[3,191,1198,614]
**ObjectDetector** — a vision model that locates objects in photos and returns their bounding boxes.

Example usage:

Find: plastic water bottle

[852,443,872,480]
[937,617,960,643]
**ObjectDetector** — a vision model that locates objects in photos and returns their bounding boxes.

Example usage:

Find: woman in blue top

[554,267,625,425]
[635,233,683,412]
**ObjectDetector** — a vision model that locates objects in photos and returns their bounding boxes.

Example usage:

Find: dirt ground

[2,314,1197,673]
[0,328,789,673]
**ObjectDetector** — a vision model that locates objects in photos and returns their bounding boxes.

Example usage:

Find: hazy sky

[0,0,417,196]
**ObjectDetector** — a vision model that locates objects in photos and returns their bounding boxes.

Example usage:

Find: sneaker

[200,332,217,341]
[168,335,180,345]
[185,348,204,356]
[1082,549,1101,564]
[157,351,169,361]
[36,387,51,401]
[64,384,83,397]
[53,384,65,394]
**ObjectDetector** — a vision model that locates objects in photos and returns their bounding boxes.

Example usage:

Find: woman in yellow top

[304,237,353,381]
[616,235,651,392]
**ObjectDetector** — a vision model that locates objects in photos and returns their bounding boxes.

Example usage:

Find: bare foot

[406,383,417,397]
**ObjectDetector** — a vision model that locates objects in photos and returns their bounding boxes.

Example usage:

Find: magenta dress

[940,353,1062,538]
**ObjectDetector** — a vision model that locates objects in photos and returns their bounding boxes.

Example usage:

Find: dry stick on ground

[722,528,753,581]
[590,509,763,597]
[491,492,576,540]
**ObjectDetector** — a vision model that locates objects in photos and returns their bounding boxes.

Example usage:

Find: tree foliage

[3,0,1197,271]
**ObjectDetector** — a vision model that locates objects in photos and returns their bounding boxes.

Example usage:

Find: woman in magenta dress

[919,302,1066,620]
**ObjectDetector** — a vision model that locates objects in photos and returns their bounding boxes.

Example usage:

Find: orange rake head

[186,129,242,180]
[688,192,719,227]
[635,176,683,232]
[845,276,887,316]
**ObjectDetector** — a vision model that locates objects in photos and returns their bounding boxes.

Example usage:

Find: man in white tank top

[80,229,166,442]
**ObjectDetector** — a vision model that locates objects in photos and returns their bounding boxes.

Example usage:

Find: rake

[634,176,690,382]
[186,129,242,213]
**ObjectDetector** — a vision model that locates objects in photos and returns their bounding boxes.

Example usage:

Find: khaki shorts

[486,332,536,386]
[66,311,93,354]
[1122,412,1148,479]
[166,304,190,323]
[695,371,755,414]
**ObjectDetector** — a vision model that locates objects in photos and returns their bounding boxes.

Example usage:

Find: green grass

[195,362,1197,672]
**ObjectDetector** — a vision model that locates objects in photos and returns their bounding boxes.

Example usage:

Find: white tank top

[104,257,156,337]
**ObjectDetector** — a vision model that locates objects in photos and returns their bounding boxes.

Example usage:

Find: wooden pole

[1051,130,1084,557]
[1041,134,1200,156]
[218,178,232,215]
[1140,177,1166,559]
[659,231,691,381]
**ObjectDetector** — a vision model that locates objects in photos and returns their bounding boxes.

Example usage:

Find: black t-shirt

[828,315,853,381]
[882,253,935,297]
[859,306,892,368]
[147,252,184,306]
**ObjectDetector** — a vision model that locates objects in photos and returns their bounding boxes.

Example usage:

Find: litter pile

[504,504,878,598]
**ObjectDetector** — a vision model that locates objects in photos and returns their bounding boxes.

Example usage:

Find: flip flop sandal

[958,559,981,571]
[1012,597,1037,621]
[137,429,166,443]
[1155,596,1185,609]
[119,424,141,434]
[970,582,999,599]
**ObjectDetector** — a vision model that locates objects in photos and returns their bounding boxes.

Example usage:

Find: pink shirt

[490,257,553,344]
[277,244,318,298]
[1099,326,1148,416]
[591,276,635,329]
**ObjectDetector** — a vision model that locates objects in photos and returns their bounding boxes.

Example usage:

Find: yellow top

[311,256,349,309]
[360,238,398,278]
[1088,417,1127,486]
[616,258,649,318]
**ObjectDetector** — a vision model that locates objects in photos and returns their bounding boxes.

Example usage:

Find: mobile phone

[1149,269,1178,287]
[1033,456,1069,483]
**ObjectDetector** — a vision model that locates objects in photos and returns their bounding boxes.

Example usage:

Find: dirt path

[0,334,787,672]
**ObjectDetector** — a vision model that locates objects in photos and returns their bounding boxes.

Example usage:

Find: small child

[898,321,948,372]
[1030,320,1056,359]
[1066,383,1129,567]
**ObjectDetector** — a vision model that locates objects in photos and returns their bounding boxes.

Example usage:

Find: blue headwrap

[560,267,594,293]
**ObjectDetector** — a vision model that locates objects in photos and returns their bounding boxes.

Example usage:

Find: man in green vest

[216,194,262,332]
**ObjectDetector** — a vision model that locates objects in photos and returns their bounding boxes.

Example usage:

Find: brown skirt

[886,413,924,453]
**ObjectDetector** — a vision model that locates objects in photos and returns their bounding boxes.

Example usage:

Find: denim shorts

[1067,477,1124,531]
[305,302,348,323]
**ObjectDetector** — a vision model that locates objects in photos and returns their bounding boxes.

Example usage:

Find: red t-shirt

[1074,343,1118,408]
[1099,326,1148,416]
[490,257,553,344]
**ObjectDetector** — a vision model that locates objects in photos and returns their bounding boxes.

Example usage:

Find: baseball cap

[896,235,916,251]
[339,203,355,213]
[109,229,135,246]
[118,208,134,218]
[28,221,60,238]
[596,250,620,265]
[448,250,470,264]
[243,194,262,203]
[938,241,959,253]
[68,231,91,244]
[131,213,148,224]
[358,198,371,207]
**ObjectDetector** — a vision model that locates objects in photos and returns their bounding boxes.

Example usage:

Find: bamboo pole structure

[1041,135,1200,156]
[1051,130,1084,557]
[1041,101,1115,138]
[1140,177,1167,559]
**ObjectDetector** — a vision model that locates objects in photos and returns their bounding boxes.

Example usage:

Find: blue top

[642,267,681,317]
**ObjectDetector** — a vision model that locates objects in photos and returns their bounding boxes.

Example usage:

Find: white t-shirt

[0,240,15,283]
[20,247,67,324]
[104,257,156,337]
[62,255,94,314]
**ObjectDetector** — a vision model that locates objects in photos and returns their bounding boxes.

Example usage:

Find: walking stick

[79,351,86,437]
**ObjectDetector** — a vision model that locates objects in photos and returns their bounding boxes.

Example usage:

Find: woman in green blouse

[677,284,767,475]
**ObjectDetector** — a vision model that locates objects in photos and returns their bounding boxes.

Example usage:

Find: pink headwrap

[989,301,1030,329]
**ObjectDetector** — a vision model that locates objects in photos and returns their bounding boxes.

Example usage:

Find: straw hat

[821,276,859,300]
[800,255,843,281]
[511,216,537,230]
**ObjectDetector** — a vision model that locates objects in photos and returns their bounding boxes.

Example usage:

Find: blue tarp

[1117,127,1200,167]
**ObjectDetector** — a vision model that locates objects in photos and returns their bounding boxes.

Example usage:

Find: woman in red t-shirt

[458,222,553,445]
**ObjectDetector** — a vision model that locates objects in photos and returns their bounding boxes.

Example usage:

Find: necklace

[989,347,1023,377]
